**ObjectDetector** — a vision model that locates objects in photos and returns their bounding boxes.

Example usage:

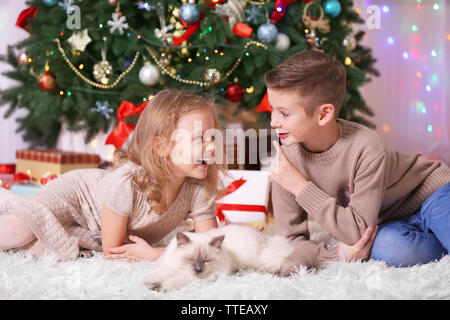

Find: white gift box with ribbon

[216,170,270,227]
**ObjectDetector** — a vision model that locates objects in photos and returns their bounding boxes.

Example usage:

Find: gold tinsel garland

[54,38,140,89]
[55,37,268,89]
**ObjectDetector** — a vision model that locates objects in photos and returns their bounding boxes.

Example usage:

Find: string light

[344,57,352,65]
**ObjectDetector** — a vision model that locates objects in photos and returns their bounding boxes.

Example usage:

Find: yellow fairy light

[345,57,352,65]
[44,65,50,71]
[78,64,84,70]
[383,124,391,132]
[187,58,192,62]
[304,28,310,34]
[90,139,98,148]
[246,86,255,94]
[356,8,361,14]
[205,56,209,61]
[59,90,64,95]
[416,71,422,78]
[27,57,32,63]
[214,49,219,54]
[26,169,31,176]
[220,52,224,56]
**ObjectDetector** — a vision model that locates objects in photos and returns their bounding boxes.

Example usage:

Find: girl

[0,89,224,262]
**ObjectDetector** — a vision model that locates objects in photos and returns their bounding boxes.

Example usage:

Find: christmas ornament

[204,68,221,83]
[155,2,174,45]
[245,4,264,25]
[93,61,113,84]
[139,61,160,86]
[107,12,129,35]
[232,22,253,38]
[215,0,246,29]
[136,1,153,11]
[225,83,243,102]
[67,29,92,52]
[38,71,56,91]
[108,0,118,6]
[275,33,290,51]
[159,52,172,66]
[91,101,114,119]
[17,51,30,66]
[257,23,278,43]
[180,3,200,24]
[343,35,357,51]
[324,0,342,17]
[43,0,57,6]
[93,37,113,85]
[302,1,330,34]
[15,7,39,33]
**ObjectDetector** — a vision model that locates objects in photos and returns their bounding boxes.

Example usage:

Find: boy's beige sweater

[272,118,450,268]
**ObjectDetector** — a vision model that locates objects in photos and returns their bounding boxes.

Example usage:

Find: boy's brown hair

[265,49,347,117]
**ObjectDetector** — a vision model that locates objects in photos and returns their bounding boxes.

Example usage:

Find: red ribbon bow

[256,92,272,113]
[16,7,39,33]
[215,177,267,223]
[172,13,205,47]
[105,100,149,149]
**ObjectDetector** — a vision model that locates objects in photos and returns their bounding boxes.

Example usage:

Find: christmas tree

[0,0,378,148]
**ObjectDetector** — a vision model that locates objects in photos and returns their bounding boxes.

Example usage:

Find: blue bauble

[324,0,342,17]
[43,0,57,6]
[180,3,200,24]
[257,23,278,43]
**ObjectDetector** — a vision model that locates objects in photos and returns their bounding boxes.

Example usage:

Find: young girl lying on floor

[0,89,223,261]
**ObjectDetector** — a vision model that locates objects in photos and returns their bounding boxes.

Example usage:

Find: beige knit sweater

[272,118,450,268]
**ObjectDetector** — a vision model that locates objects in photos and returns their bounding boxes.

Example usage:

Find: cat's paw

[145,281,162,291]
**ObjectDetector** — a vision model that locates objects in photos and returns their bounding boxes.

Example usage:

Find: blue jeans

[371,182,450,267]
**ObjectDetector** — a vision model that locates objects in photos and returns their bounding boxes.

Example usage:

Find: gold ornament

[93,60,113,85]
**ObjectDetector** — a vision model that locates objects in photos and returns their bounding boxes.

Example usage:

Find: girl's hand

[106,235,163,262]
[337,225,378,262]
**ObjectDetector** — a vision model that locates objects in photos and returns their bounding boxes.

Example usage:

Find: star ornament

[67,29,92,52]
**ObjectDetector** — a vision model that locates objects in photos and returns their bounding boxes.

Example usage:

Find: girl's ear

[151,136,170,157]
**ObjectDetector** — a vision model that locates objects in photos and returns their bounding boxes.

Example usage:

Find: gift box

[216,170,270,230]
[10,184,41,196]
[16,149,100,180]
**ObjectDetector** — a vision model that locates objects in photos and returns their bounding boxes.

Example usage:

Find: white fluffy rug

[1,227,449,300]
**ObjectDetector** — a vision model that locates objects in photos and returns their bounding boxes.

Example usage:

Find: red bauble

[225,83,243,102]
[38,71,56,91]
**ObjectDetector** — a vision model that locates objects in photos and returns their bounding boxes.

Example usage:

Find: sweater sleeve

[295,151,387,245]
[272,180,338,268]
[98,163,135,217]
[187,181,217,222]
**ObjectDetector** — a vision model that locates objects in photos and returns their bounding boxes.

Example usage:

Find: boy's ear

[317,103,335,126]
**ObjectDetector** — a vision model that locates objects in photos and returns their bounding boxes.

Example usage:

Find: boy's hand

[337,225,378,262]
[106,235,163,262]
[269,140,308,196]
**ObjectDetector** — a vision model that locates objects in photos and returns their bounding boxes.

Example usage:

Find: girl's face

[167,108,216,180]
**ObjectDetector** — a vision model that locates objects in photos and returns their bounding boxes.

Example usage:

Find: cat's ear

[209,235,225,249]
[176,232,191,246]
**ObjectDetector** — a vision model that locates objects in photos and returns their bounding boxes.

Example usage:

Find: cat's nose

[194,262,203,274]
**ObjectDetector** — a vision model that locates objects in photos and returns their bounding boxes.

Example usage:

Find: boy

[267,50,450,269]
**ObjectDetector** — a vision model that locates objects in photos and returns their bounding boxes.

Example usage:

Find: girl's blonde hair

[113,89,224,214]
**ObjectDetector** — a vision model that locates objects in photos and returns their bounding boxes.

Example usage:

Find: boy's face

[268,87,316,147]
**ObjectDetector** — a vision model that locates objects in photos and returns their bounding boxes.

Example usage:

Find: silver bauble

[343,35,357,51]
[17,51,29,66]
[139,62,160,86]
[275,33,291,51]
[204,68,221,83]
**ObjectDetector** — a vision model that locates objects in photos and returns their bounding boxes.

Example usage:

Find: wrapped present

[16,149,100,180]
[10,184,41,196]
[216,170,270,230]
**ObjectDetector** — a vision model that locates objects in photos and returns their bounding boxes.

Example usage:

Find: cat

[145,224,298,291]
